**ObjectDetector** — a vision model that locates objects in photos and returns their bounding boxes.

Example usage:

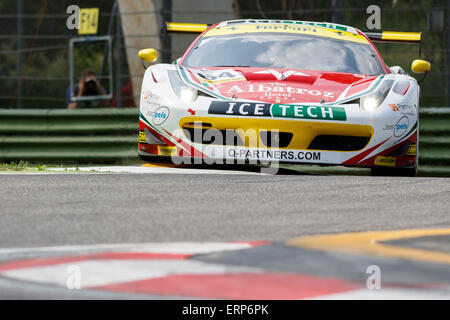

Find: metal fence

[0,0,449,109]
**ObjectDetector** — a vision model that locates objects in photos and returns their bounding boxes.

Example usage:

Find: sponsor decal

[389,103,415,113]
[214,20,356,33]
[383,116,410,137]
[157,145,177,156]
[151,106,170,126]
[138,130,147,144]
[225,83,335,99]
[393,116,409,137]
[374,156,396,167]
[204,23,366,44]
[209,102,271,117]
[208,101,347,121]
[272,104,346,120]
[228,149,321,162]
[407,143,417,156]
[389,104,399,111]
[143,90,162,103]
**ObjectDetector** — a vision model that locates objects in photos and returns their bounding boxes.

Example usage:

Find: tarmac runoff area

[0,163,449,299]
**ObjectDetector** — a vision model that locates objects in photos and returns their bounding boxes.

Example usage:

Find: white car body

[138,20,421,175]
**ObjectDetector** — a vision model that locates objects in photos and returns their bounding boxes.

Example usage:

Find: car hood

[183,66,380,104]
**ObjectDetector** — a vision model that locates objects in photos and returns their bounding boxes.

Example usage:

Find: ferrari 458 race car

[137,19,431,176]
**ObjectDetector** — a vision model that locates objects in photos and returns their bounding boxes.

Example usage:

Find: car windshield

[183,32,384,75]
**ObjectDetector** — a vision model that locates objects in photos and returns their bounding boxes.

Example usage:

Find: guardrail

[0,109,139,163]
[0,108,449,173]
[417,108,450,175]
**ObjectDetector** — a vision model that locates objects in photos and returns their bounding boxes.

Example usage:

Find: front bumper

[138,99,418,168]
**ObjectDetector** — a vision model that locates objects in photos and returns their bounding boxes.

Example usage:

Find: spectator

[66,69,107,108]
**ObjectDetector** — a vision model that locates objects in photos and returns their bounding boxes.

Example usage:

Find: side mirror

[411,59,431,74]
[138,48,157,63]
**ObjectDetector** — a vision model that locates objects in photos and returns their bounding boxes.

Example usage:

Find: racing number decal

[195,69,246,84]
[198,71,234,81]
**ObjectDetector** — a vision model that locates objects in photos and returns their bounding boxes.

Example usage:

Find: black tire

[370,166,417,177]
[139,154,194,166]
[138,154,172,163]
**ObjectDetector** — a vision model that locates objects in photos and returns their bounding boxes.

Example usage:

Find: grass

[0,161,101,173]
[0,161,32,171]
[0,161,55,172]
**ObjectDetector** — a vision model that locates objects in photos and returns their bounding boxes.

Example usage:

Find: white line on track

[310,287,450,300]
[3,259,259,289]
[0,242,264,292]
[0,242,262,256]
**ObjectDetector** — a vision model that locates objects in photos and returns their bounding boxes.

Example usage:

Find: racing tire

[139,154,172,163]
[370,166,417,177]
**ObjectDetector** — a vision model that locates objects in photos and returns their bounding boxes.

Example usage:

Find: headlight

[179,86,198,103]
[361,97,378,111]
[360,80,394,111]
[168,70,198,103]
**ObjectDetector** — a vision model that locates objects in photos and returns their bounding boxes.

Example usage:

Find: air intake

[308,135,370,151]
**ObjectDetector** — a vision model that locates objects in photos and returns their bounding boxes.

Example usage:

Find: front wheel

[138,154,172,163]
[370,165,417,177]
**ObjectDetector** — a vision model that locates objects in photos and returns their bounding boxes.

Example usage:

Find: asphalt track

[0,165,449,299]
[0,171,449,246]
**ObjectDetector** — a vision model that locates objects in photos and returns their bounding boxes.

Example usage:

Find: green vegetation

[0,162,87,173]
[0,0,121,109]
[0,161,35,171]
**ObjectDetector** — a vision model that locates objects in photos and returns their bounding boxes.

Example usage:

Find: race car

[137,19,431,176]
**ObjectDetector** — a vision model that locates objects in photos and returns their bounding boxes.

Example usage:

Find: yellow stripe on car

[203,23,369,44]
[180,116,373,150]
